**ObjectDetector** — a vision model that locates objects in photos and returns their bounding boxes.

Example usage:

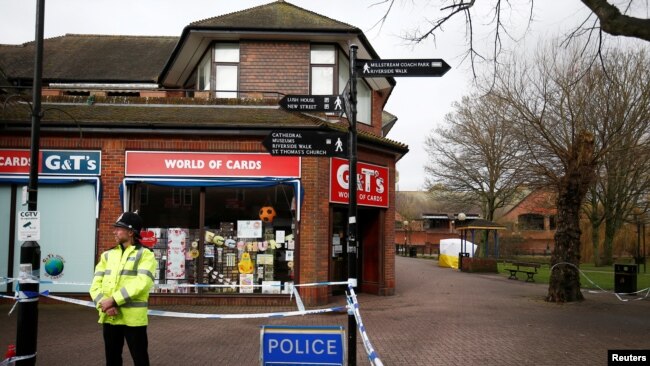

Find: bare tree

[424,92,524,221]
[491,44,648,302]
[372,1,650,77]
[583,49,650,265]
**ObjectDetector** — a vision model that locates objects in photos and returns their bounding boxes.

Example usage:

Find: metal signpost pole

[16,1,44,364]
[346,44,359,366]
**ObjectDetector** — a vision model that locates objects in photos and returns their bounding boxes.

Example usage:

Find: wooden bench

[505,261,541,282]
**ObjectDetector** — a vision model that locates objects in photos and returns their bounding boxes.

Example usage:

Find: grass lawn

[497,262,650,292]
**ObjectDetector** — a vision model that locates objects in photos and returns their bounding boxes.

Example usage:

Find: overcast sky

[2,0,642,190]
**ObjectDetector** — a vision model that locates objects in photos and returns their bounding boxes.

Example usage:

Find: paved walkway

[1,256,649,365]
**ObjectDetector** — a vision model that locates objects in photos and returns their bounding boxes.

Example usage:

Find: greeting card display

[166,228,187,279]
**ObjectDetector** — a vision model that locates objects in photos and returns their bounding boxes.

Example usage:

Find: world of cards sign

[354,58,450,77]
[262,130,348,158]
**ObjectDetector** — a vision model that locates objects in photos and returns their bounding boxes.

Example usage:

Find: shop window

[136,184,296,295]
[214,43,239,98]
[518,213,545,231]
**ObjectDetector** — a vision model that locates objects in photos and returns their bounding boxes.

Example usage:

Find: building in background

[0,1,409,305]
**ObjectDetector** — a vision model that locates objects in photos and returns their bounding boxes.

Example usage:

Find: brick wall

[240,41,310,96]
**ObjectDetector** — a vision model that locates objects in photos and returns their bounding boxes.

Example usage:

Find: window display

[136,184,295,295]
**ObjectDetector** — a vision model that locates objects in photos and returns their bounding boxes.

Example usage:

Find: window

[214,43,239,98]
[197,52,211,91]
[518,213,545,231]
[136,184,296,295]
[549,215,557,230]
[312,45,372,124]
[311,45,335,95]
[356,80,371,124]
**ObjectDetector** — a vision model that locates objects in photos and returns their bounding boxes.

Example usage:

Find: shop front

[121,151,301,297]
[0,149,101,293]
[329,157,389,295]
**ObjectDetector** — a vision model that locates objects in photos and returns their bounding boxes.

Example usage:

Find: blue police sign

[260,325,345,365]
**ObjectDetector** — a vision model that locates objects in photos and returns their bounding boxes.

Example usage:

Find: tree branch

[580,0,650,41]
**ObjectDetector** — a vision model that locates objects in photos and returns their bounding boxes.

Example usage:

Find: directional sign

[261,325,345,366]
[354,58,450,77]
[18,211,40,241]
[263,130,348,157]
[279,94,346,113]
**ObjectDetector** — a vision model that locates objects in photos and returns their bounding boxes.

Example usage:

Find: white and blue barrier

[1,277,382,364]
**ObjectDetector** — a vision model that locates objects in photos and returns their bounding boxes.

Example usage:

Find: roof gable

[191,1,357,32]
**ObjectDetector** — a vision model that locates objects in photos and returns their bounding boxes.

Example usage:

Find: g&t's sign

[329,158,389,208]
[0,149,101,175]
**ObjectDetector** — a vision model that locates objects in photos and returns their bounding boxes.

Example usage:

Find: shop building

[0,1,407,305]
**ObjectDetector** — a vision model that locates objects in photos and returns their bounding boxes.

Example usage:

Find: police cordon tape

[1,278,382,363]
[1,353,36,366]
[347,285,384,366]
[550,262,650,302]
[1,278,353,320]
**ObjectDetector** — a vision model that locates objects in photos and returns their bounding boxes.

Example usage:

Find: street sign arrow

[354,58,451,77]
[263,130,348,157]
[279,94,346,113]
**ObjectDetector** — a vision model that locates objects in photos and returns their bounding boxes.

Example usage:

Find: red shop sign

[125,151,301,178]
[329,157,389,208]
[0,150,35,174]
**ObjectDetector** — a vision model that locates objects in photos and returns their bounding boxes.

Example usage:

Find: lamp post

[403,220,409,256]
[457,213,467,270]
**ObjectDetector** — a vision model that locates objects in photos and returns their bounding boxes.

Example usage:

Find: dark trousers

[103,323,149,366]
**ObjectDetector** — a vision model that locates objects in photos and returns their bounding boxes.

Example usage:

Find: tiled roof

[0,96,408,153]
[190,1,358,32]
[0,35,178,82]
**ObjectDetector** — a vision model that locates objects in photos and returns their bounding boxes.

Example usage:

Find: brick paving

[1,256,649,365]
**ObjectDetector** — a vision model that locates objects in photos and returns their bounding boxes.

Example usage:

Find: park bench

[505,261,541,282]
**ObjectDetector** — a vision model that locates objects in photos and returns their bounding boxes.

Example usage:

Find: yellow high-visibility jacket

[89,244,156,326]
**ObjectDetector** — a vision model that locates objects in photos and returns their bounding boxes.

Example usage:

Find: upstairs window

[197,53,211,91]
[214,43,239,98]
[311,45,336,95]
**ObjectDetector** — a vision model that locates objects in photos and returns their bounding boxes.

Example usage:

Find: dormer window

[311,44,371,125]
[214,43,240,98]
[310,45,336,95]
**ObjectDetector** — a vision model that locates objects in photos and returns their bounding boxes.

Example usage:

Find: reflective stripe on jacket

[89,244,156,326]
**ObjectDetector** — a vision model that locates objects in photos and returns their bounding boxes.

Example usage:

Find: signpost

[354,58,450,77]
[279,94,346,113]
[277,46,449,366]
[262,130,348,157]
[260,325,345,366]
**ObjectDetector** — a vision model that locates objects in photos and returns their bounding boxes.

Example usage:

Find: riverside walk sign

[262,130,348,157]
[354,58,450,77]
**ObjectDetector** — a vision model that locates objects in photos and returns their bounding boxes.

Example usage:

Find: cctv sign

[18,211,40,241]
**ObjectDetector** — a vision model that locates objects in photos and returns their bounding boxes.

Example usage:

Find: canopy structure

[455,218,507,258]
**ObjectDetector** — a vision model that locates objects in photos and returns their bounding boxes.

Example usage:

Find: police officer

[90,212,156,366]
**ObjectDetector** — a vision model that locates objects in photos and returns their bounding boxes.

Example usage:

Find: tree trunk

[546,131,596,303]
[547,179,585,302]
[591,221,600,267]
[602,220,616,266]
